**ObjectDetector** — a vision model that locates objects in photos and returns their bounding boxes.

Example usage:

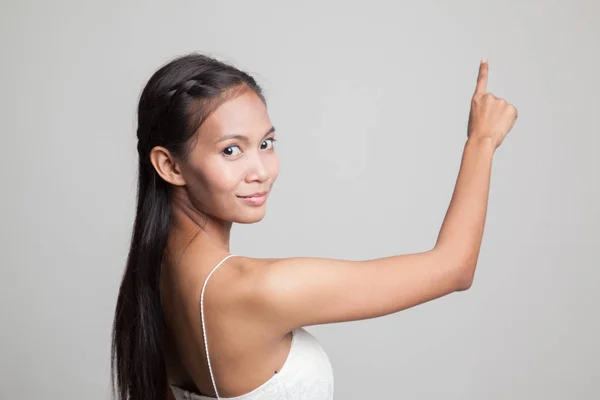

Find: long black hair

[111,53,265,400]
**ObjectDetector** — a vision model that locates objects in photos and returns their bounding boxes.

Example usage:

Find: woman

[111,53,517,400]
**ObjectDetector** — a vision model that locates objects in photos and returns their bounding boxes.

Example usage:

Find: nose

[244,152,269,183]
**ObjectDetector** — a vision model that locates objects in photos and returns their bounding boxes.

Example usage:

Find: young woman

[111,53,517,400]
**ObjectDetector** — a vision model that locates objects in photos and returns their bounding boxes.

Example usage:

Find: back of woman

[163,248,334,399]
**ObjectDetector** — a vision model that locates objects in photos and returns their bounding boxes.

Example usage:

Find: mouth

[236,191,268,199]
[236,191,269,206]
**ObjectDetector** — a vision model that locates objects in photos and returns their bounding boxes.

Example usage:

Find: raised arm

[243,60,517,335]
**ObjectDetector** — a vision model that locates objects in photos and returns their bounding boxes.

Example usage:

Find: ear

[149,146,186,187]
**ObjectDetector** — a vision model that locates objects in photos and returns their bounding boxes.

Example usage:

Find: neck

[169,191,232,255]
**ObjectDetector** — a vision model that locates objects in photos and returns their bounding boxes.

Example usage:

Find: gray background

[1,1,598,398]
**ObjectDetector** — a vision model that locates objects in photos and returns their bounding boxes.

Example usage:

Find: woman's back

[161,244,334,399]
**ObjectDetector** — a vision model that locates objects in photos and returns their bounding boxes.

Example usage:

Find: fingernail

[481,58,487,64]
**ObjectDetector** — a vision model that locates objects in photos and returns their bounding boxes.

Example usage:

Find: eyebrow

[215,126,276,144]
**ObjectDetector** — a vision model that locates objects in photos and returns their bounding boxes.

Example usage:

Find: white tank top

[169,255,335,400]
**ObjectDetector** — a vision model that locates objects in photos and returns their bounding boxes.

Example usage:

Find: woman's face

[179,88,279,224]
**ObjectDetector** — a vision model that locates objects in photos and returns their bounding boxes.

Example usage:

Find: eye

[222,145,241,157]
[261,138,277,150]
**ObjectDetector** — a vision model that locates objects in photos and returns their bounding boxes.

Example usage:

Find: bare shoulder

[236,249,470,337]
[164,249,274,319]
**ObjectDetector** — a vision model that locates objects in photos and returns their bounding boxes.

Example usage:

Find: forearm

[434,136,496,286]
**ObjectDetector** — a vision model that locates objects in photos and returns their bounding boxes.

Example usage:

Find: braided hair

[111,53,265,400]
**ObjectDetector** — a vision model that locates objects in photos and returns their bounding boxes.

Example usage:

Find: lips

[237,191,268,198]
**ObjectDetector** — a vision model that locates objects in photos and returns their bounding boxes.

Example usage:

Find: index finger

[474,59,488,96]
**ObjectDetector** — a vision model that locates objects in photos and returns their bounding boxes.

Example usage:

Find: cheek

[188,160,240,203]
[207,164,243,194]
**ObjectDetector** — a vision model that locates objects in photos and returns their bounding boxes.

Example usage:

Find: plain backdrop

[1,1,598,399]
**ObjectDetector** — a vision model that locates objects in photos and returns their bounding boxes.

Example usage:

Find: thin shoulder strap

[200,254,236,400]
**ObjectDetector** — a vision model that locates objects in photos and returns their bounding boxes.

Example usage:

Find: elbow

[433,245,478,291]
[455,271,474,291]
[455,258,477,291]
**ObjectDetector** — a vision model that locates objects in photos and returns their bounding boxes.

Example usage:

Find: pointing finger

[474,59,488,96]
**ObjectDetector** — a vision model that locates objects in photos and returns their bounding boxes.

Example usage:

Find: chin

[234,210,267,224]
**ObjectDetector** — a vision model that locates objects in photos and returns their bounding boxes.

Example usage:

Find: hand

[467,59,518,150]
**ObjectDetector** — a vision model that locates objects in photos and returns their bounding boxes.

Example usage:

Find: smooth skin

[155,60,517,398]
